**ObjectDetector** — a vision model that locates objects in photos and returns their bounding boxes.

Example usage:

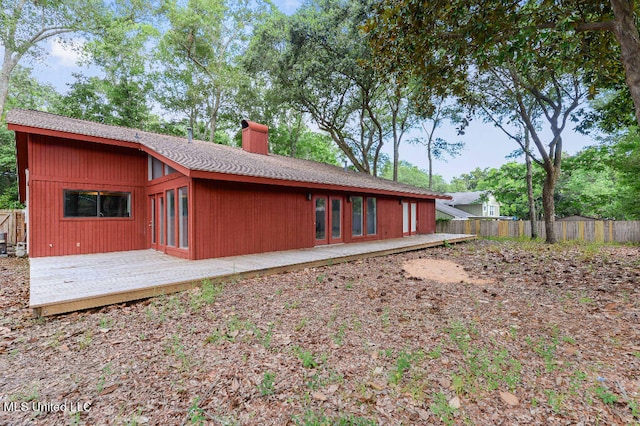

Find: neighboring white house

[436,191,501,220]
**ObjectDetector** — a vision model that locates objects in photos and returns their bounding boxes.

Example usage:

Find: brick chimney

[241,120,269,155]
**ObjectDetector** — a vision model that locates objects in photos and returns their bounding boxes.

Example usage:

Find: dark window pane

[167,189,175,246]
[366,198,377,235]
[165,164,177,175]
[315,198,326,240]
[152,157,163,180]
[64,191,98,217]
[100,192,131,217]
[179,187,188,248]
[352,197,363,236]
[331,199,341,239]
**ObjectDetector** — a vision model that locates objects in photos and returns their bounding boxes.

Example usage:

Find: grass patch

[293,410,375,426]
[258,371,276,396]
[190,279,224,311]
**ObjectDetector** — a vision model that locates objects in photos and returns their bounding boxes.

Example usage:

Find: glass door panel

[411,203,417,233]
[150,197,156,245]
[330,198,341,241]
[402,202,409,235]
[315,197,327,242]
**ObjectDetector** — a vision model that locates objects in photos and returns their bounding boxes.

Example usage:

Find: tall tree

[0,66,60,208]
[0,0,114,117]
[246,0,402,176]
[366,0,640,126]
[477,161,544,220]
[384,83,417,181]
[409,96,464,190]
[56,11,157,129]
[366,0,594,242]
[381,160,450,192]
[157,0,269,143]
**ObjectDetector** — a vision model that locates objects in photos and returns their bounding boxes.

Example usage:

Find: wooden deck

[29,233,476,316]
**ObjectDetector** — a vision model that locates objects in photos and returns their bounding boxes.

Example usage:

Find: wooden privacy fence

[436,219,640,243]
[0,209,26,245]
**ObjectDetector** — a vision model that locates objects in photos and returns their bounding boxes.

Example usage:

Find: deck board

[29,233,475,315]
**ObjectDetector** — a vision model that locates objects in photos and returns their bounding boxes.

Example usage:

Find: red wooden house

[8,109,449,260]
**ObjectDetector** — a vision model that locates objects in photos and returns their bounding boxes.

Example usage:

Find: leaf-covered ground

[0,240,639,425]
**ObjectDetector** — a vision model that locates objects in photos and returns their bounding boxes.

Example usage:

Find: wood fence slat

[0,209,26,245]
[437,220,640,243]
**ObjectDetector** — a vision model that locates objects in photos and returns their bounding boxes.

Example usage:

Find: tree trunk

[392,123,399,182]
[541,164,558,243]
[209,88,221,143]
[0,51,20,118]
[427,138,433,190]
[525,131,538,238]
[610,0,640,126]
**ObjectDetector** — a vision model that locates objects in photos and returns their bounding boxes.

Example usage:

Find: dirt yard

[0,240,639,425]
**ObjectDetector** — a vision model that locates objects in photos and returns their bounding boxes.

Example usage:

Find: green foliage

[429,392,457,426]
[447,142,638,220]
[388,350,424,385]
[593,384,618,406]
[190,280,224,311]
[381,160,449,192]
[477,161,543,219]
[54,10,158,130]
[258,371,276,396]
[606,128,640,219]
[366,0,622,106]
[187,397,207,425]
[293,410,375,426]
[269,124,341,166]
[245,0,406,176]
[156,0,271,143]
[294,347,320,369]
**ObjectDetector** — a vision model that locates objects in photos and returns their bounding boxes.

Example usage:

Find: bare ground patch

[0,240,639,425]
[403,258,493,285]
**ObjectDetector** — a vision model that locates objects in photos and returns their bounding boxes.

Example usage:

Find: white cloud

[49,38,87,67]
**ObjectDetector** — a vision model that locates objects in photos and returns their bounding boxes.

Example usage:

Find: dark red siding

[21,130,440,259]
[27,134,147,257]
[417,199,436,234]
[342,196,403,243]
[192,180,314,259]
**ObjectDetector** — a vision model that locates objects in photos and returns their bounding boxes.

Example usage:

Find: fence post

[594,221,605,243]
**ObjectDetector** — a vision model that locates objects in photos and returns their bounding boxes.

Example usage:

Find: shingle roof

[435,200,475,219]
[445,191,488,205]
[7,109,448,199]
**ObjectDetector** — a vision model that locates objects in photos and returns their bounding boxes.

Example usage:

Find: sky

[21,0,599,182]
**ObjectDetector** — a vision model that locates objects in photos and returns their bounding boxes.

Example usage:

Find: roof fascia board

[9,124,194,179]
[190,170,450,200]
[139,147,192,178]
[8,122,452,201]
[8,124,141,150]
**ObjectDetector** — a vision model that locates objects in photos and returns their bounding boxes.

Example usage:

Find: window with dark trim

[351,196,363,236]
[366,198,377,235]
[166,189,176,246]
[148,155,178,180]
[178,187,188,248]
[351,196,377,237]
[64,190,131,218]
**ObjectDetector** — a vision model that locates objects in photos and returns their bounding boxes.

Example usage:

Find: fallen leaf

[499,391,519,406]
[312,391,327,401]
[436,378,449,389]
[367,381,386,391]
[449,396,461,409]
[99,383,120,396]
